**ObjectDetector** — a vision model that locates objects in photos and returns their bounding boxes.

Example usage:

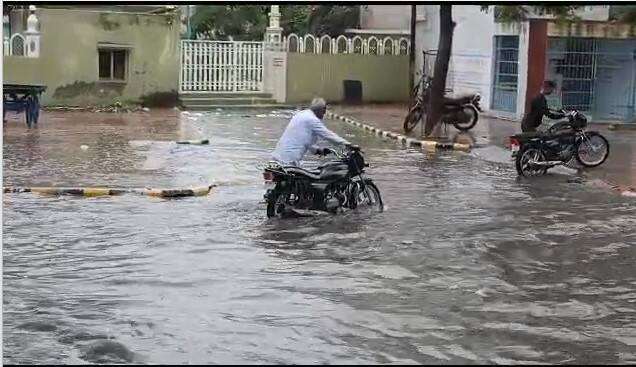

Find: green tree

[610,5,636,24]
[191,5,360,40]
[424,5,584,137]
[305,5,360,36]
[191,5,268,41]
[280,5,311,36]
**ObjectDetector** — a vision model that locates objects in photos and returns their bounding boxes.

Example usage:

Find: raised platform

[179,92,283,110]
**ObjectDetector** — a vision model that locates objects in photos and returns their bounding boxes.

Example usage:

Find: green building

[3,5,181,106]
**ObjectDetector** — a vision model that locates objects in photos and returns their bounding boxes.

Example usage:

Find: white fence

[283,33,411,55]
[4,33,26,56]
[180,40,264,93]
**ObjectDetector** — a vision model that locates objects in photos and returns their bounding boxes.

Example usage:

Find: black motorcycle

[510,109,610,177]
[262,146,383,218]
[403,74,483,133]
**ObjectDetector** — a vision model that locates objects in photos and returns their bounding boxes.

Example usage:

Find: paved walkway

[332,104,636,193]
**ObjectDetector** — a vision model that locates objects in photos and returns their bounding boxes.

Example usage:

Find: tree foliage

[190,5,269,41]
[190,5,360,40]
[610,5,636,24]
[480,5,583,23]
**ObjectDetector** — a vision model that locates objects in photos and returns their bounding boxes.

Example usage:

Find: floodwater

[3,110,636,364]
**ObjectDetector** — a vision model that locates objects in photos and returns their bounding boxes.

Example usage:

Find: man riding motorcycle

[521,80,566,133]
[272,97,351,166]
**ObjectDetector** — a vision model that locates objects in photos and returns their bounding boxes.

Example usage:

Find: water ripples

[4,110,636,364]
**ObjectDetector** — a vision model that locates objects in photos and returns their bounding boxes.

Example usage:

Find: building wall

[3,8,180,106]
[360,5,411,31]
[414,5,499,113]
[286,53,409,104]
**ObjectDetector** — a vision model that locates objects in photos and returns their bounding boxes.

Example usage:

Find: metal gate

[491,35,519,113]
[180,40,264,93]
[547,37,636,122]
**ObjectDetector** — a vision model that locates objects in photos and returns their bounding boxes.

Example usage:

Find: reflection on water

[3,110,636,364]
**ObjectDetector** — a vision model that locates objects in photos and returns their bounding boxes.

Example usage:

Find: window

[98,49,128,81]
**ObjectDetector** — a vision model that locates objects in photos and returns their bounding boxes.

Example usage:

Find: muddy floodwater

[3,110,636,364]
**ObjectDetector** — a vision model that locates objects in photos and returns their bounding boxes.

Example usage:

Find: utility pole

[409,5,416,94]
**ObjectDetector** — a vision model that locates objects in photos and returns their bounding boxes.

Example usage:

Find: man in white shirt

[272,98,351,166]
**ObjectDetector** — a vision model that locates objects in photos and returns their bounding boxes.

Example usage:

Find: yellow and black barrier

[3,185,215,198]
[326,112,471,152]
[176,139,210,145]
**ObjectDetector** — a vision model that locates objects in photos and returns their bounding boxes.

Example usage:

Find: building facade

[414,5,636,123]
[3,6,181,106]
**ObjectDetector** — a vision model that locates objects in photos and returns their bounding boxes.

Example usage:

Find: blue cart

[3,83,47,128]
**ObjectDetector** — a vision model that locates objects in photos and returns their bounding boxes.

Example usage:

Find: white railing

[6,33,26,56]
[283,33,411,55]
[180,40,264,93]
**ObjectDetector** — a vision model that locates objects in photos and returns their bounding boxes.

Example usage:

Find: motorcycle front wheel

[355,180,384,212]
[452,105,479,131]
[403,103,424,133]
[516,146,548,177]
[576,132,609,168]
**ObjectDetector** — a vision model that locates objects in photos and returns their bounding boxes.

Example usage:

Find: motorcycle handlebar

[320,144,361,159]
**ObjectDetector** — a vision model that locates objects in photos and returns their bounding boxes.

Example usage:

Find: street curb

[3,185,215,198]
[176,139,210,145]
[326,112,471,152]
[585,180,636,199]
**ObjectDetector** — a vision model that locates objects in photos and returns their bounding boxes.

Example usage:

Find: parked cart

[3,83,47,128]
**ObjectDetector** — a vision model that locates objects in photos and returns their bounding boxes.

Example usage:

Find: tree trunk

[409,5,417,94]
[424,5,456,137]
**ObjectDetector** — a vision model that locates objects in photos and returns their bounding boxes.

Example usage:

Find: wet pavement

[3,109,636,364]
[332,104,636,193]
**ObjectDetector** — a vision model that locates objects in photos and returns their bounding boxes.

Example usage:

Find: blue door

[491,35,519,113]
[593,39,636,122]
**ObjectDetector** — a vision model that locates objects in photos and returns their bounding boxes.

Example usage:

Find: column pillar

[524,19,548,113]
[24,5,40,58]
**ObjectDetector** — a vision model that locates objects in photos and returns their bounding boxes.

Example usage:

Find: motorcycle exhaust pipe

[325,198,340,210]
[529,160,563,167]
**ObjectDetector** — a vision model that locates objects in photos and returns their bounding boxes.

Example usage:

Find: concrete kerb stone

[327,112,472,152]
[176,139,210,145]
[3,185,216,198]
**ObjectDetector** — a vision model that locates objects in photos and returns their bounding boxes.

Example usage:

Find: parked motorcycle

[262,145,383,218]
[509,109,610,177]
[403,74,483,133]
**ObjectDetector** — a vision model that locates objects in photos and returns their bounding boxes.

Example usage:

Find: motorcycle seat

[285,164,349,180]
[317,160,344,169]
[443,95,475,105]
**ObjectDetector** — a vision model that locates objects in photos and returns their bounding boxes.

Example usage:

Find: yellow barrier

[3,185,215,198]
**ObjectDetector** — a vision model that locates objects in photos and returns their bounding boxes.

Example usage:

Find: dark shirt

[521,94,563,132]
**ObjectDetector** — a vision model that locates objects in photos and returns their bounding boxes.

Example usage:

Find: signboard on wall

[447,53,492,100]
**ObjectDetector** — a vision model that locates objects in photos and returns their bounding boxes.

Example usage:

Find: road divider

[326,112,470,152]
[3,185,216,198]
[176,139,210,145]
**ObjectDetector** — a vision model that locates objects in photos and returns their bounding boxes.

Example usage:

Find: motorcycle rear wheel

[516,146,548,177]
[452,105,479,131]
[266,192,290,218]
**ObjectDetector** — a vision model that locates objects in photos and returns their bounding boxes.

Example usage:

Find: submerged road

[3,109,636,364]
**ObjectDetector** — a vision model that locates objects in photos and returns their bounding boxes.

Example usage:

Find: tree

[305,5,360,36]
[423,5,585,137]
[191,5,360,41]
[191,5,268,41]
[424,5,455,137]
[609,5,636,24]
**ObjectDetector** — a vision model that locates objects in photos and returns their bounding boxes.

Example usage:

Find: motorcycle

[403,74,483,133]
[262,145,383,218]
[509,109,610,177]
